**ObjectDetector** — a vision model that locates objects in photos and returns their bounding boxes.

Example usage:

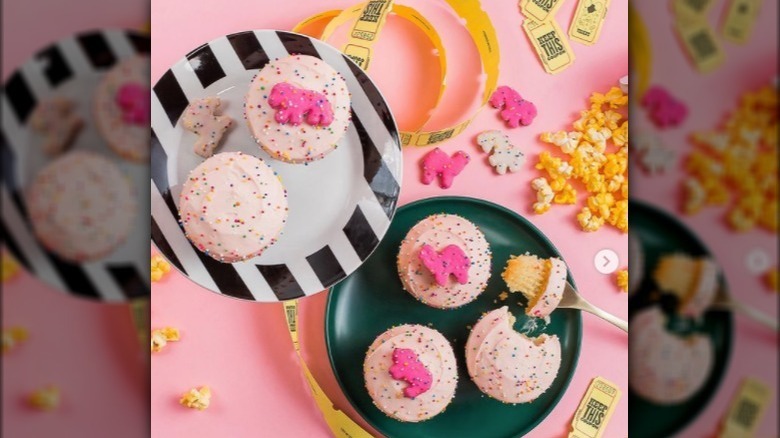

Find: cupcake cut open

[502,254,567,318]
[465,307,562,404]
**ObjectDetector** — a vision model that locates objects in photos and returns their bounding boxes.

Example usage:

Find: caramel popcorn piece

[151,327,180,353]
[498,291,509,301]
[180,386,211,410]
[151,254,172,282]
[616,269,629,293]
[28,385,60,411]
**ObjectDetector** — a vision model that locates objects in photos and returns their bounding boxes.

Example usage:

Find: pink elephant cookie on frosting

[419,244,470,286]
[489,85,537,128]
[389,348,433,399]
[420,148,470,189]
[267,82,334,127]
[115,82,150,125]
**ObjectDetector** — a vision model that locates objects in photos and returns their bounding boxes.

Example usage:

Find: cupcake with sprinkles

[465,306,562,404]
[93,54,151,162]
[502,253,567,318]
[245,54,351,164]
[26,150,137,262]
[178,151,288,263]
[397,214,492,309]
[364,324,458,422]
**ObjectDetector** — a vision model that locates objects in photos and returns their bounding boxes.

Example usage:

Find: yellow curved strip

[294,0,500,147]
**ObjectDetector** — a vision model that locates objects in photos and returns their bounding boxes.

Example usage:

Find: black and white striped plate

[151,31,402,301]
[1,29,151,302]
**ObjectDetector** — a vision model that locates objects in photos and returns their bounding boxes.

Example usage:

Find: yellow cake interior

[501,254,552,308]
[653,254,706,308]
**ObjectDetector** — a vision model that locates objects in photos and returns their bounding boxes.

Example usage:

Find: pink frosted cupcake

[93,55,150,162]
[653,254,717,319]
[502,253,567,318]
[178,152,288,262]
[397,214,491,309]
[245,54,351,163]
[364,324,458,422]
[465,306,561,404]
[26,151,137,261]
[629,306,713,404]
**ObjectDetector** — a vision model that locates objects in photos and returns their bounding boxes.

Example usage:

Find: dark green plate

[325,196,582,438]
[628,201,733,438]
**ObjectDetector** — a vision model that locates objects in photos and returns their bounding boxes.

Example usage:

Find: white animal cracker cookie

[476,130,526,175]
[181,97,232,158]
[634,132,676,175]
[29,98,83,155]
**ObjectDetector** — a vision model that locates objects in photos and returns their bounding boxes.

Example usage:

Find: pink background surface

[1,3,148,437]
[632,1,778,437]
[8,0,774,437]
[150,1,628,437]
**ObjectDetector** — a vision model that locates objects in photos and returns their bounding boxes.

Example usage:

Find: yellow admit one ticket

[569,0,611,45]
[569,376,621,438]
[522,0,566,22]
[675,18,724,73]
[523,19,575,74]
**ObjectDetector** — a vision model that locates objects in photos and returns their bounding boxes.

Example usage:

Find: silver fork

[709,287,778,331]
[559,282,629,332]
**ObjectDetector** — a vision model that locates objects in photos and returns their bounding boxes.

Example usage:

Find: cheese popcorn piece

[766,268,778,293]
[607,200,629,233]
[577,206,605,232]
[616,269,629,293]
[554,184,577,204]
[2,252,21,283]
[531,177,554,214]
[2,326,29,354]
[180,386,211,411]
[681,84,778,233]
[585,127,612,152]
[540,131,582,154]
[151,327,180,353]
[28,385,60,411]
[151,254,171,282]
[612,121,628,147]
[587,193,616,219]
[683,178,707,214]
[533,87,628,232]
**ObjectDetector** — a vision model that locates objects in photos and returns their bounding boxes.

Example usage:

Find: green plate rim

[628,199,733,437]
[324,195,583,437]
